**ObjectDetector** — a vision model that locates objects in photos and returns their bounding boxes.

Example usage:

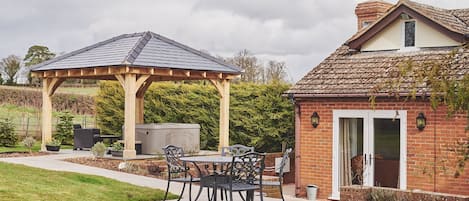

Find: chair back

[278,148,292,176]
[229,152,266,184]
[221,144,254,156]
[162,145,186,173]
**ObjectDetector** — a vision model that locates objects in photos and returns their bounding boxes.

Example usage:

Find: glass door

[371,118,400,188]
[339,118,364,186]
[332,110,406,200]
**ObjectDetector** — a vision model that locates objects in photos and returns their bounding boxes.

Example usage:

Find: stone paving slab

[0,150,308,201]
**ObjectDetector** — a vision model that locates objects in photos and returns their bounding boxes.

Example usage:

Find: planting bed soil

[0,152,52,158]
[64,157,168,178]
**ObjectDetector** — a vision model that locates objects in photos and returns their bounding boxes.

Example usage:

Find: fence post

[25,117,30,137]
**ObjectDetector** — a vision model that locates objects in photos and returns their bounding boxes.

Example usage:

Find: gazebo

[31,31,242,159]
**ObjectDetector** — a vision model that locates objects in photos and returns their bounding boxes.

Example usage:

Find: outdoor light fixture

[416,112,426,131]
[311,112,320,128]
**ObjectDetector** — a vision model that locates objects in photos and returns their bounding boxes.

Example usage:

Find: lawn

[0,85,99,96]
[0,162,177,201]
[0,143,73,153]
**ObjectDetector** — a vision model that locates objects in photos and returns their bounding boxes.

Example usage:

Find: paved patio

[0,150,308,201]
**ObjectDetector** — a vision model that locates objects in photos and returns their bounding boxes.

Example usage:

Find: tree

[265,60,287,84]
[24,45,55,85]
[0,55,21,85]
[226,49,262,83]
[370,45,469,177]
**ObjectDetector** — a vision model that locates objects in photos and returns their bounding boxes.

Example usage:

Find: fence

[12,113,96,139]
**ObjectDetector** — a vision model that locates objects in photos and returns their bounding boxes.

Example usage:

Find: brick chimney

[355,0,393,30]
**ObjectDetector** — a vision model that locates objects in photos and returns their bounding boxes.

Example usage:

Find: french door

[331,110,407,200]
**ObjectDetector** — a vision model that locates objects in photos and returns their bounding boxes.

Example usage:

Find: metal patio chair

[221,144,254,156]
[257,148,292,201]
[218,152,266,201]
[217,144,255,200]
[162,145,201,201]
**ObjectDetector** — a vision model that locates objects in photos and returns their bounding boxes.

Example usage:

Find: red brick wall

[295,98,469,199]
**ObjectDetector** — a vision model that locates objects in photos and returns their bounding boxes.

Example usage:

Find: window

[404,21,415,47]
[362,21,373,29]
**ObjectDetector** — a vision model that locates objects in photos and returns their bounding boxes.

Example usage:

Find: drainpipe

[294,99,302,197]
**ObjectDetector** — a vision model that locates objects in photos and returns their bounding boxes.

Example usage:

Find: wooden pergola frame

[33,66,238,159]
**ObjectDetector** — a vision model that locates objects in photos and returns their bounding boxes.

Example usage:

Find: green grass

[0,162,177,201]
[56,87,99,96]
[0,103,96,137]
[0,85,98,96]
[0,143,73,153]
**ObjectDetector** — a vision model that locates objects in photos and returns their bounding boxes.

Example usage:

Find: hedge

[0,86,94,114]
[95,81,294,152]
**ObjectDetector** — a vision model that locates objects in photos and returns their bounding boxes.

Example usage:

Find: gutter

[286,92,430,99]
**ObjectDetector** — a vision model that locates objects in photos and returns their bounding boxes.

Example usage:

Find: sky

[1,0,469,83]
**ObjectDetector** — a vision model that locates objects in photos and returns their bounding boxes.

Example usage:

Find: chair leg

[164,179,170,201]
[194,184,203,201]
[188,180,193,201]
[178,182,186,201]
[238,191,246,201]
[279,185,284,201]
[260,186,264,201]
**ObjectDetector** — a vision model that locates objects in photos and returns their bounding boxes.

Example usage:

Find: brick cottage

[287,0,469,200]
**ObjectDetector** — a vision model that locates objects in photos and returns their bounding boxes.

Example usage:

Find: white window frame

[330,110,407,200]
[400,19,419,52]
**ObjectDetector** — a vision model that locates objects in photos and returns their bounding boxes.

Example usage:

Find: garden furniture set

[162,144,292,201]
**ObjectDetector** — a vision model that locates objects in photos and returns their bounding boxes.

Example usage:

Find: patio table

[180,156,234,201]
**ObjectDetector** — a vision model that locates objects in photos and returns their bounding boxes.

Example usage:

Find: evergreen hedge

[96,81,294,152]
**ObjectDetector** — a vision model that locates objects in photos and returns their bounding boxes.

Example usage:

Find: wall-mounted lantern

[416,112,426,131]
[311,112,320,128]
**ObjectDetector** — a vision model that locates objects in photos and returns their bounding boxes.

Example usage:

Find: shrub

[46,139,61,146]
[0,118,17,147]
[55,111,74,144]
[91,142,106,157]
[367,188,398,201]
[111,142,124,151]
[95,81,294,152]
[21,136,36,154]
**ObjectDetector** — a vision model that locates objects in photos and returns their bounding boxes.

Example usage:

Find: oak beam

[123,73,137,159]
[135,76,152,124]
[210,79,230,151]
[115,74,125,88]
[41,78,64,151]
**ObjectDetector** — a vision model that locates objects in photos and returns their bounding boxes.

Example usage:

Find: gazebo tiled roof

[32,31,242,79]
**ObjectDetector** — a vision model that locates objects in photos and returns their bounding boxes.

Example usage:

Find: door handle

[369,154,372,166]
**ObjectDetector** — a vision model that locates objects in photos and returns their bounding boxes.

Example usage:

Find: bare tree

[265,60,287,84]
[227,49,262,83]
[0,55,21,85]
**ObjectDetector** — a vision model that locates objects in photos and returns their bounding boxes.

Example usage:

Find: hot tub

[135,123,200,155]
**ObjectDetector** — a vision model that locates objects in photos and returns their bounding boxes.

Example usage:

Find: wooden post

[210,79,230,151]
[136,97,144,124]
[123,74,137,159]
[136,80,152,124]
[116,74,150,159]
[41,78,64,151]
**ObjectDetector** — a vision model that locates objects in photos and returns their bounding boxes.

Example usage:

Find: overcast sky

[1,0,469,82]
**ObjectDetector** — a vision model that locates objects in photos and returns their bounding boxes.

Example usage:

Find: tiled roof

[289,1,469,97]
[407,1,469,34]
[347,0,469,45]
[31,31,242,74]
[287,45,469,97]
